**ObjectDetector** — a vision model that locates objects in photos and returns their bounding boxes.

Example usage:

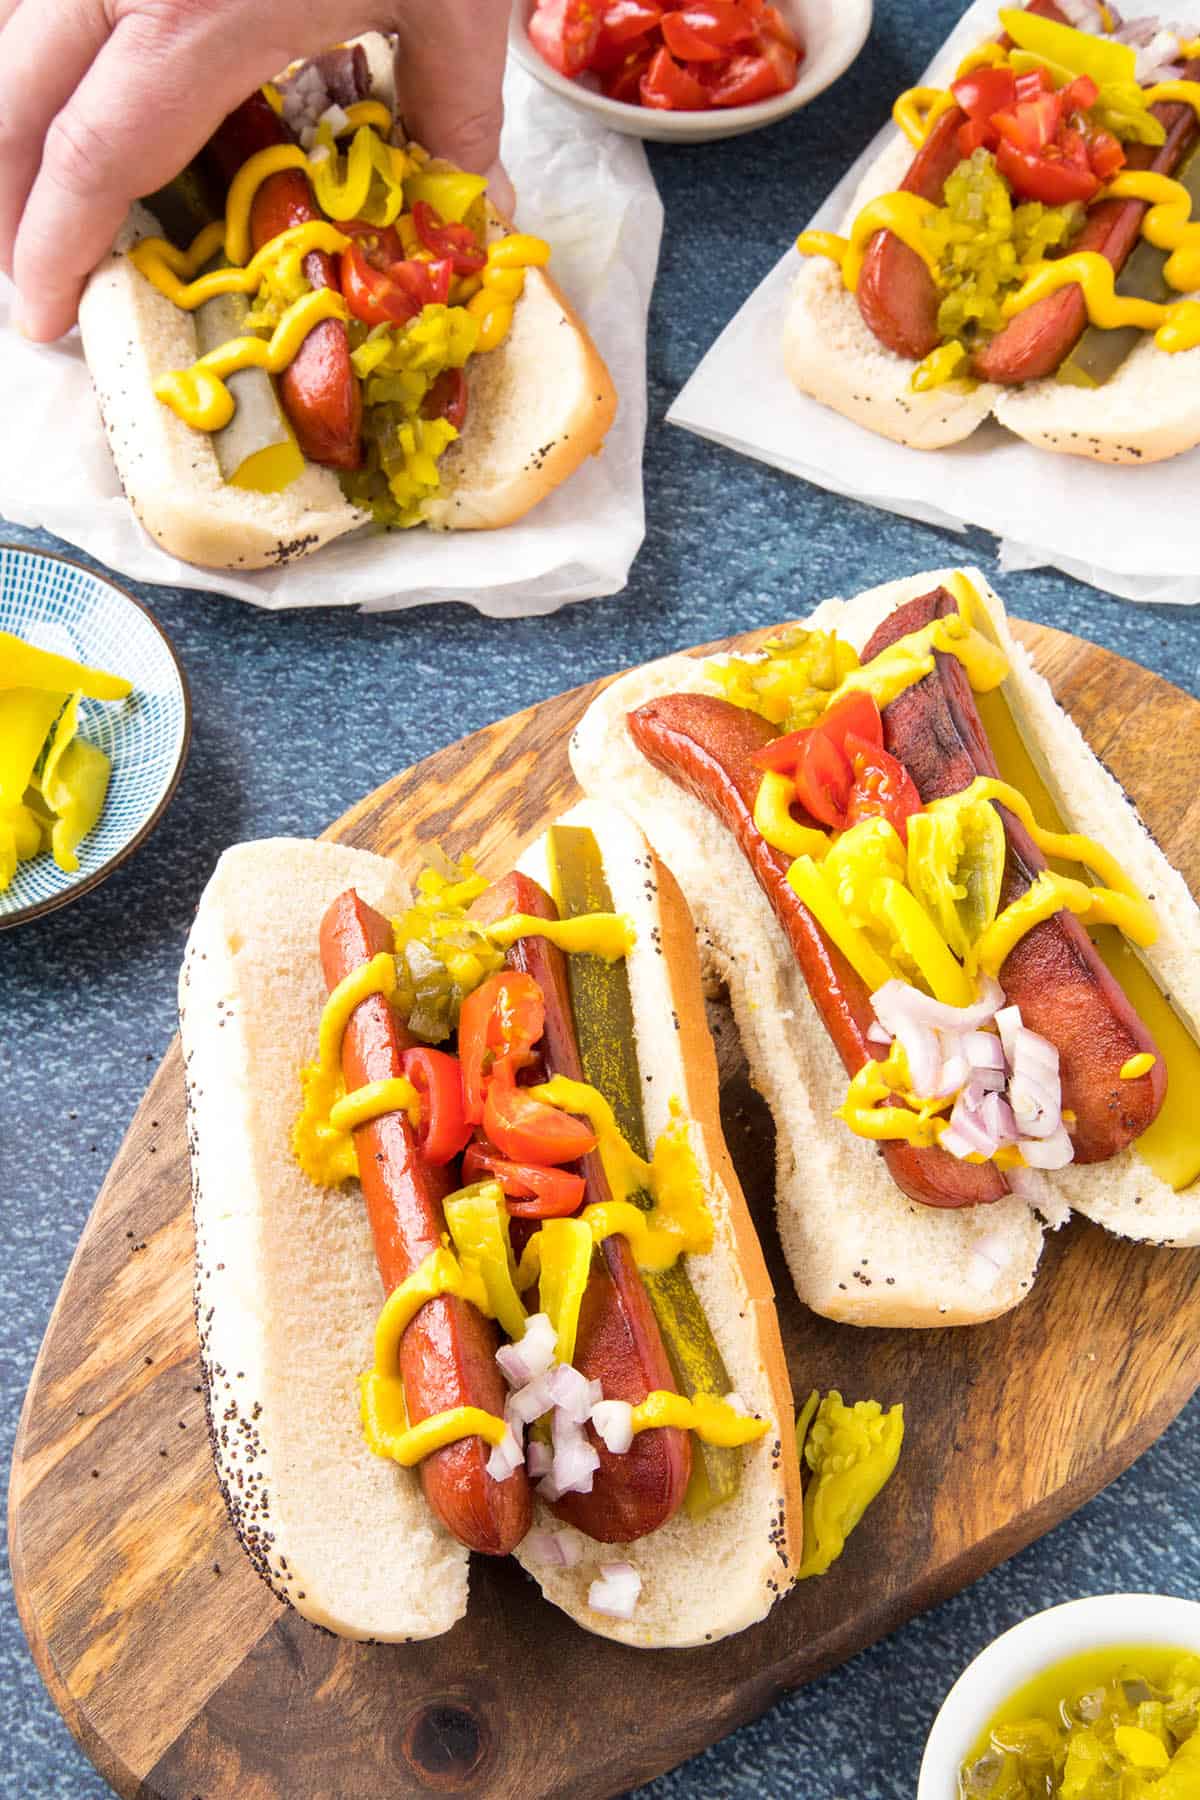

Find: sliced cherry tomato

[529,0,603,74]
[1013,64,1055,102]
[398,1046,472,1166]
[640,45,710,107]
[792,731,851,830]
[751,689,882,774]
[339,219,406,266]
[602,42,656,99]
[457,970,545,1125]
[991,91,1063,155]
[702,41,794,106]
[339,245,454,326]
[411,200,487,276]
[995,134,1100,204]
[661,2,755,62]
[1087,127,1125,179]
[951,65,1017,122]
[757,3,801,53]
[957,117,996,156]
[482,1066,597,1166]
[843,735,923,845]
[421,367,469,431]
[462,1141,586,1217]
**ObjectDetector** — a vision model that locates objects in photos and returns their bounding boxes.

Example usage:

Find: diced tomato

[339,220,406,266]
[1061,73,1100,113]
[602,42,655,99]
[758,2,801,53]
[457,971,545,1125]
[957,117,996,156]
[1013,64,1055,102]
[462,1141,586,1217]
[991,91,1063,154]
[661,1,755,62]
[640,45,710,107]
[529,0,603,75]
[591,0,661,69]
[482,1066,597,1166]
[842,735,923,845]
[995,134,1100,204]
[398,1046,473,1166]
[411,201,487,275]
[951,65,1017,122]
[702,42,793,106]
[1087,127,1125,180]
[421,367,469,432]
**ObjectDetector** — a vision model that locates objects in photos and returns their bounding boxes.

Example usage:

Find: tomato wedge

[592,0,662,70]
[462,1141,586,1218]
[951,65,1017,122]
[843,735,923,845]
[661,2,755,63]
[701,40,795,107]
[339,219,406,266]
[411,201,487,276]
[457,971,545,1125]
[995,135,1100,205]
[399,1046,473,1166]
[529,0,602,75]
[752,690,882,775]
[603,43,655,100]
[483,1067,597,1166]
[339,244,454,326]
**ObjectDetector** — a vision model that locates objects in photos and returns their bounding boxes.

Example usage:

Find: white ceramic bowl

[919,1594,1200,1799]
[508,0,873,144]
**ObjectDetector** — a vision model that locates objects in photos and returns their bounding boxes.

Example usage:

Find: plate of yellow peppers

[0,546,189,928]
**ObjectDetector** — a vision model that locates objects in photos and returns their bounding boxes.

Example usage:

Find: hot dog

[787,5,1200,462]
[77,32,617,570]
[571,568,1200,1329]
[179,807,801,1645]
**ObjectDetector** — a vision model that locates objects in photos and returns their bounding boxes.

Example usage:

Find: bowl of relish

[919,1595,1200,1799]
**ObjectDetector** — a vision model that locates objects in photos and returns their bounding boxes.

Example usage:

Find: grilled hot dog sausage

[320,889,532,1556]
[628,694,1009,1209]
[470,872,692,1542]
[860,588,1165,1158]
[207,93,363,469]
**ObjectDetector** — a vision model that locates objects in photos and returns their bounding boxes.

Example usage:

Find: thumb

[390,0,509,180]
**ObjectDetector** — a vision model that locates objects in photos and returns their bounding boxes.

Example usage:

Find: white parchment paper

[668,1,1200,605]
[0,63,661,616]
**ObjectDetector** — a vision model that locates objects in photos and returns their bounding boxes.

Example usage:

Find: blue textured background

[3,1,1199,1792]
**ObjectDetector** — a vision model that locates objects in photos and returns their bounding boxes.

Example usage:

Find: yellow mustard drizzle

[360,1246,509,1467]
[130,219,348,310]
[524,1082,715,1273]
[224,144,310,264]
[467,233,552,353]
[893,86,957,149]
[155,286,348,430]
[483,911,636,960]
[1121,1052,1157,1080]
[328,1076,419,1133]
[836,1041,1026,1161]
[629,1392,770,1447]
[1002,170,1200,352]
[261,81,284,115]
[797,194,941,293]
[825,612,1009,713]
[293,951,397,1186]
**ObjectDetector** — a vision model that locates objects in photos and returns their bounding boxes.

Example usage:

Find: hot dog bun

[179,811,799,1645]
[78,38,616,570]
[570,568,1200,1328]
[784,103,1200,464]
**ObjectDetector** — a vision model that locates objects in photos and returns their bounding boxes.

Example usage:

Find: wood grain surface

[10,620,1200,1800]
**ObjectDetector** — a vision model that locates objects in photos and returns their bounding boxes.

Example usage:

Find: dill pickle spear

[1057,141,1200,390]
[546,823,740,1519]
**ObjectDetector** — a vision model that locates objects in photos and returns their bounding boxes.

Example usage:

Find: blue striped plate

[0,546,190,928]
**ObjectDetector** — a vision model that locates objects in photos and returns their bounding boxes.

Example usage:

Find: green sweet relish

[959,1647,1200,1798]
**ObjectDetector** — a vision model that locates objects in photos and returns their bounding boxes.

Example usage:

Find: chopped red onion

[547,1363,604,1423]
[485,1427,524,1482]
[1057,0,1106,27]
[588,1563,642,1620]
[319,102,350,135]
[872,976,1005,1036]
[591,1399,634,1454]
[963,1030,1005,1073]
[526,1439,553,1478]
[979,1090,1018,1144]
[1019,1124,1075,1170]
[867,1020,893,1047]
[306,141,331,165]
[539,1416,600,1500]
[933,1051,969,1099]
[943,1093,1004,1159]
[1010,1071,1062,1140]
[523,1526,585,1568]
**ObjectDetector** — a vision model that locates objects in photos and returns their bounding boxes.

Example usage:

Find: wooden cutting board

[11,620,1200,1800]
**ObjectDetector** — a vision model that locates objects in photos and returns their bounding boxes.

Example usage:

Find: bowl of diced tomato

[510,0,873,142]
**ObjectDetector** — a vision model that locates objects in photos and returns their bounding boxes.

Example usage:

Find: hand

[0,0,512,341]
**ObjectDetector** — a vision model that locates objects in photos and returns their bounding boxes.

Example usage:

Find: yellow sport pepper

[0,630,131,700]
[795,1390,905,1579]
[443,1181,528,1344]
